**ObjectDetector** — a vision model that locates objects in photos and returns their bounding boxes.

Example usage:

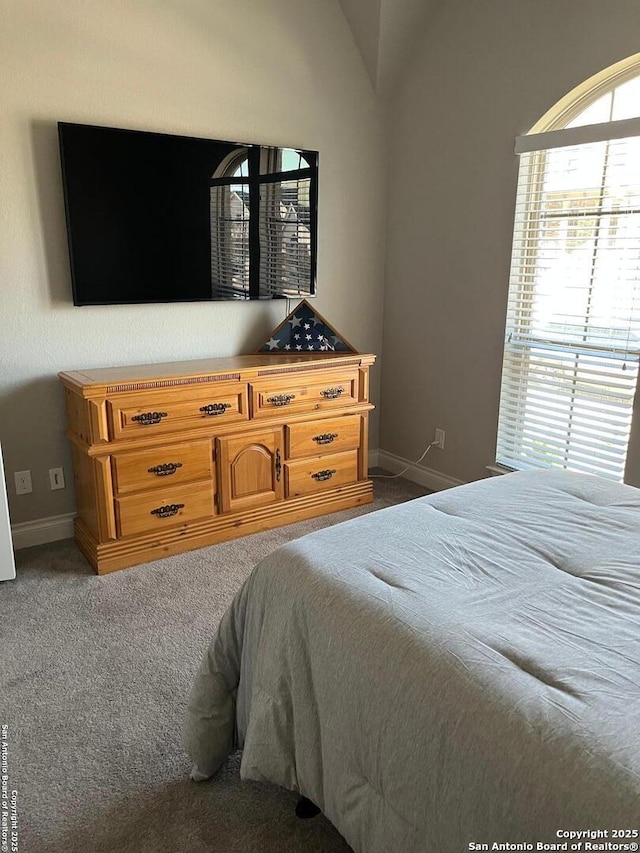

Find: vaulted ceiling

[337,0,440,98]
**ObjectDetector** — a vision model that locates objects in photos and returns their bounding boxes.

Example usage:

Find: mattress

[184,469,640,852]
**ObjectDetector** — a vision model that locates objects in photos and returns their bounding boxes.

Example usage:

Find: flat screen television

[58,122,318,305]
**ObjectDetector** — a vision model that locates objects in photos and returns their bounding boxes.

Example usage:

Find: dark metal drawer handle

[313,433,338,445]
[147,462,183,477]
[267,394,295,407]
[311,469,336,482]
[131,411,168,426]
[199,402,231,417]
[320,387,344,400]
[150,503,185,518]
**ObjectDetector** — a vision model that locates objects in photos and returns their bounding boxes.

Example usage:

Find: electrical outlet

[14,470,32,495]
[49,467,65,490]
[434,428,446,450]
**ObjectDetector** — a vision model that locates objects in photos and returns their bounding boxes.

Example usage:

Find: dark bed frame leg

[295,796,321,819]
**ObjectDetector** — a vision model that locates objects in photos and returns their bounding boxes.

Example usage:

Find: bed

[183,469,640,852]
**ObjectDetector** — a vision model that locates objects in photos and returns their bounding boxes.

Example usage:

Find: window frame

[495,54,640,482]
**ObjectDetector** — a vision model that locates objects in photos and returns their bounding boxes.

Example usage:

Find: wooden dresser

[59,353,375,574]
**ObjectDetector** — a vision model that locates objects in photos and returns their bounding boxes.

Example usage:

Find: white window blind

[210,183,250,299]
[496,130,640,481]
[259,177,312,298]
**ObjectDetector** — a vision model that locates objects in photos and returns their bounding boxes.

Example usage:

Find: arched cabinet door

[216,427,283,513]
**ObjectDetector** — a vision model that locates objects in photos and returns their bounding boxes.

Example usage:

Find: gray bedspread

[184,470,640,852]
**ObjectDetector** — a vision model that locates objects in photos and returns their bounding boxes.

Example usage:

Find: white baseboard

[375,449,465,492]
[11,512,75,550]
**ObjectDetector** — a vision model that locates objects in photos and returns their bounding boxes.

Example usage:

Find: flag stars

[258,301,354,353]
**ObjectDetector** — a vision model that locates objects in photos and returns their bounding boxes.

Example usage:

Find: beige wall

[338,0,381,90]
[0,0,386,524]
[4,0,640,529]
[380,0,640,487]
[337,0,440,99]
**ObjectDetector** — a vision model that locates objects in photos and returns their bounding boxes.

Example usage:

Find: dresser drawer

[115,481,214,538]
[250,369,359,419]
[111,441,213,495]
[108,384,247,441]
[285,450,358,498]
[285,414,361,460]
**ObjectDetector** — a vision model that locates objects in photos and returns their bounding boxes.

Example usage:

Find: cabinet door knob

[275,449,282,482]
[267,394,295,407]
[150,503,185,518]
[199,402,231,416]
[320,387,344,400]
[313,432,338,445]
[132,411,168,425]
[147,462,183,477]
[311,469,336,482]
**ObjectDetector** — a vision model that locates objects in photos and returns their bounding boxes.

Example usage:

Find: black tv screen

[58,122,318,305]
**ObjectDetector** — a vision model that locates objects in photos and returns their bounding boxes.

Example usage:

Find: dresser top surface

[59,352,375,394]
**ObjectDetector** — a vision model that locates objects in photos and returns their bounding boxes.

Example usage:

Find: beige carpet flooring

[0,474,429,853]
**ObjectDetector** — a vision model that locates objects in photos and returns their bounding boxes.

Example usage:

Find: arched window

[209,146,316,300]
[496,55,640,482]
